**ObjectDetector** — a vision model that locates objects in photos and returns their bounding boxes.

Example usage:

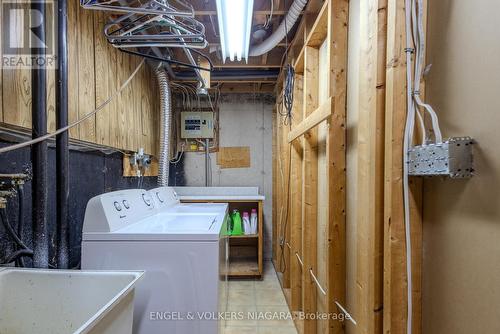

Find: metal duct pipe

[56,0,69,269]
[249,0,308,57]
[155,67,171,186]
[31,0,49,268]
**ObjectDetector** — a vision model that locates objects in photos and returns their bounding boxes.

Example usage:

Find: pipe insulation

[156,67,171,186]
[249,0,308,57]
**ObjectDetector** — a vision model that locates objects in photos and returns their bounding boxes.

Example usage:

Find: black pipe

[56,0,69,269]
[31,0,49,268]
[16,184,25,267]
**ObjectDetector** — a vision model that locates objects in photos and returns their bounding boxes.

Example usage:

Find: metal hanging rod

[309,269,327,296]
[80,0,194,17]
[334,301,357,326]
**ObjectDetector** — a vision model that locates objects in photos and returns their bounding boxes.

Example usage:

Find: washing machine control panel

[83,189,157,233]
[148,187,180,211]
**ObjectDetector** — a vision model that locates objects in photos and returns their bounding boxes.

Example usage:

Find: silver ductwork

[249,0,308,57]
[155,66,171,186]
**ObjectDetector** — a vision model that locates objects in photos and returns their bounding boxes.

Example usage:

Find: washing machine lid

[82,213,226,242]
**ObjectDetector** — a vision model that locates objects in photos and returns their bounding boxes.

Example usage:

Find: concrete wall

[424,1,500,333]
[183,94,274,259]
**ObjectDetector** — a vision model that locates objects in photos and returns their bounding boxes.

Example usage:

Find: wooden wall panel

[290,75,304,312]
[384,0,423,333]
[326,1,349,333]
[317,39,329,334]
[355,1,386,333]
[0,5,158,155]
[302,45,319,334]
[77,6,96,142]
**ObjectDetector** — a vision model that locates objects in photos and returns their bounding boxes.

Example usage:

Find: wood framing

[288,97,335,143]
[383,0,423,333]
[326,0,349,333]
[290,75,304,312]
[302,46,320,334]
[355,1,387,333]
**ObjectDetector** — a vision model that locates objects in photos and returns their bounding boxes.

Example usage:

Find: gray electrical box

[180,111,214,139]
[408,137,474,178]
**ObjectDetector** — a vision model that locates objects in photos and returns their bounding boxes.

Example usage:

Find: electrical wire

[264,0,274,29]
[0,59,145,154]
[0,207,33,266]
[404,0,415,332]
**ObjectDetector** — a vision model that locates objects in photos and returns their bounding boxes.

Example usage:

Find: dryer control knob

[156,192,164,203]
[113,201,122,211]
[142,193,152,206]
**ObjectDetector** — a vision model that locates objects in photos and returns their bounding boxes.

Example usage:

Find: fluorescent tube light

[215,0,254,62]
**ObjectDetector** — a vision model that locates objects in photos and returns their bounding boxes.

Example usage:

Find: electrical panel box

[180,112,214,139]
[408,137,474,178]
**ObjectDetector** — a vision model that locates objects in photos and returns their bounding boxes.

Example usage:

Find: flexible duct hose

[155,67,171,186]
[249,0,308,57]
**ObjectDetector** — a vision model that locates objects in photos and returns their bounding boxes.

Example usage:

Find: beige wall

[424,1,500,333]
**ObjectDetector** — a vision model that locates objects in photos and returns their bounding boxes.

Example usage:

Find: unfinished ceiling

[171,0,299,92]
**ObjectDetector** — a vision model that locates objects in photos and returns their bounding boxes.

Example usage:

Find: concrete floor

[221,261,298,334]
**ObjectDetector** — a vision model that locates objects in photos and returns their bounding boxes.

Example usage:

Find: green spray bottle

[231,209,243,236]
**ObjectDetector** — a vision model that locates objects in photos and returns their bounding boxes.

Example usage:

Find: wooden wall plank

[0,5,159,156]
[355,1,386,334]
[94,12,110,147]
[383,0,423,333]
[290,74,304,312]
[2,3,31,128]
[326,0,349,333]
[67,0,80,139]
[77,6,96,142]
[302,45,319,334]
[272,107,278,266]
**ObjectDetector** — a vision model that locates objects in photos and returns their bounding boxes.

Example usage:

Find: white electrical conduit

[249,0,307,57]
[0,60,145,154]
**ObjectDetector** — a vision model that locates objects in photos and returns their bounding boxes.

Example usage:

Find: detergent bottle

[231,209,243,236]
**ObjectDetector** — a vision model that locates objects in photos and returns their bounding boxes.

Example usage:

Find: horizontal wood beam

[288,97,334,143]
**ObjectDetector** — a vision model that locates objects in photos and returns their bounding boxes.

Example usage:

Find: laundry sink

[0,268,143,334]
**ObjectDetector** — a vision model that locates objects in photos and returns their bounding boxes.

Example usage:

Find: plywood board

[217,146,251,169]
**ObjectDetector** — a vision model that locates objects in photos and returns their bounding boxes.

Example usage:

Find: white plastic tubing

[249,0,308,57]
[155,67,171,186]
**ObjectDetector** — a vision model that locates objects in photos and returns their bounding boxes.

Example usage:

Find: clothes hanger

[104,12,207,49]
[80,0,194,17]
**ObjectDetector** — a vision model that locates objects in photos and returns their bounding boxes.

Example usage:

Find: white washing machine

[148,186,228,214]
[81,189,229,334]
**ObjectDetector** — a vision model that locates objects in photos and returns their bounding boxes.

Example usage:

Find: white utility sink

[0,268,143,334]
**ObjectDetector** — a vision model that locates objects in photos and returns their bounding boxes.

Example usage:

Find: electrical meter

[180,111,214,139]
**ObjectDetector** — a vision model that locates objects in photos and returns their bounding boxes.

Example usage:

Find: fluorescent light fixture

[215,0,254,62]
